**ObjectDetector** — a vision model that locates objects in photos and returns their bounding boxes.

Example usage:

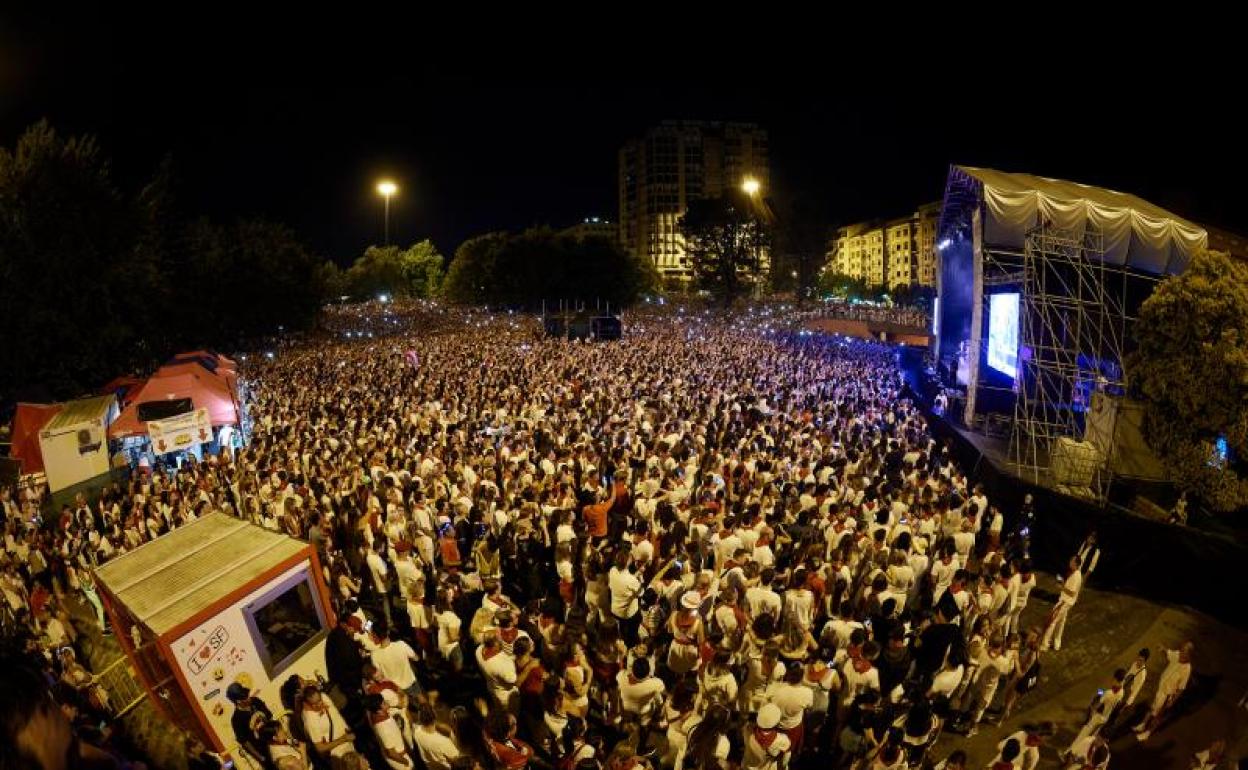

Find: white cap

[757,703,782,729]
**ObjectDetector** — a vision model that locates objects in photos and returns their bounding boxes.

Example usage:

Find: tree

[1129,249,1248,511]
[442,232,508,305]
[0,121,139,401]
[343,241,446,299]
[0,121,333,401]
[441,229,655,308]
[398,240,445,298]
[771,196,830,305]
[818,271,868,299]
[679,192,769,307]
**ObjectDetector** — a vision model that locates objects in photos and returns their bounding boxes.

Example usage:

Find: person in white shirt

[301,687,362,766]
[990,724,1053,770]
[366,543,392,625]
[370,626,421,697]
[393,544,421,601]
[476,634,518,711]
[742,704,791,770]
[1063,733,1109,770]
[1041,555,1083,651]
[366,693,414,769]
[1133,642,1193,741]
[961,637,1012,736]
[1067,668,1124,752]
[1007,562,1037,638]
[765,665,814,752]
[745,569,783,621]
[1123,647,1151,704]
[608,551,644,646]
[616,658,666,722]
[411,702,461,770]
[435,592,463,671]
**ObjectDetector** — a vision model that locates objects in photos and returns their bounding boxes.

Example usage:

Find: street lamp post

[741,177,763,298]
[376,180,398,246]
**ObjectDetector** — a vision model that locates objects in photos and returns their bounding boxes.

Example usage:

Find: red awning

[10,403,62,475]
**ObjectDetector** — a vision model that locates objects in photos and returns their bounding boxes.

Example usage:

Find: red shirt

[489,737,533,770]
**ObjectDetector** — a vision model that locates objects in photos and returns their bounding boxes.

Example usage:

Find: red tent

[156,362,238,400]
[169,350,237,375]
[108,371,239,440]
[10,403,62,475]
[99,376,144,406]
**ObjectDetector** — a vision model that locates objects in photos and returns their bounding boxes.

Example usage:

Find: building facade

[561,217,618,241]
[827,201,941,289]
[619,121,769,281]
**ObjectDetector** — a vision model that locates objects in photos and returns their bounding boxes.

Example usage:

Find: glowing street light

[376,180,398,246]
[741,176,761,196]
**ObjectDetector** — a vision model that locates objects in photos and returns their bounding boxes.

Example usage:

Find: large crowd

[0,303,1220,770]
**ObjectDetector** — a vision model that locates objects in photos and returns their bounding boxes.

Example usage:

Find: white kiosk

[94,513,335,754]
[37,394,117,496]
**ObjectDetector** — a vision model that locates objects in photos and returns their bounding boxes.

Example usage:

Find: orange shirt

[583,488,613,538]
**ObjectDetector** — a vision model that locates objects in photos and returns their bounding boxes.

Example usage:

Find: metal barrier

[94,655,148,718]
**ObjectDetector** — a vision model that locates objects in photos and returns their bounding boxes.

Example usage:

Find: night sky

[4,14,1243,263]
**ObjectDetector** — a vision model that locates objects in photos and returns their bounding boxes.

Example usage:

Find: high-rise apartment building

[619,121,769,281]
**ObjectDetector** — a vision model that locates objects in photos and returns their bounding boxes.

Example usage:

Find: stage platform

[898,349,1248,629]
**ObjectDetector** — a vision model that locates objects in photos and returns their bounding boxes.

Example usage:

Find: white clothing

[616,671,666,716]
[371,641,419,691]
[609,567,642,618]
[412,725,461,770]
[765,682,813,729]
[373,714,413,770]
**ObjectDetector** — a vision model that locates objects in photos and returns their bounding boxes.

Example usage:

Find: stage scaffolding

[986,223,1157,501]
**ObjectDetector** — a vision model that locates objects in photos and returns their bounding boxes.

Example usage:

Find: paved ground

[929,576,1248,768]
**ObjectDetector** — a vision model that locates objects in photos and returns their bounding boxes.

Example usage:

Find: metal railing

[93,655,148,718]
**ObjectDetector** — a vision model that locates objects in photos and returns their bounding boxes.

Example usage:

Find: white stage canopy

[941,166,1208,275]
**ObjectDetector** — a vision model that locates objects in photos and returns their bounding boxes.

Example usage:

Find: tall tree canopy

[679,192,770,306]
[344,241,445,299]
[0,121,331,402]
[1129,248,1248,511]
[442,228,656,308]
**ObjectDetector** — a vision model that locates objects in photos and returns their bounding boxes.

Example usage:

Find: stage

[898,345,1248,628]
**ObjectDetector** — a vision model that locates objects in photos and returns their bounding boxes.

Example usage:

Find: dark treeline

[0,122,334,403]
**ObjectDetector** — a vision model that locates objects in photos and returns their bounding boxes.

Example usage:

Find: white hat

[757,704,782,729]
[680,591,702,610]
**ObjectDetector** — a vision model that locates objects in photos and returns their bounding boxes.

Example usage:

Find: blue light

[1212,436,1230,467]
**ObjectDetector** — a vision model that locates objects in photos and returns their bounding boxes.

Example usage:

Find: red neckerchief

[369,712,389,725]
[1026,735,1043,747]
[367,680,400,696]
[499,627,518,643]
[699,641,715,664]
[754,727,780,748]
